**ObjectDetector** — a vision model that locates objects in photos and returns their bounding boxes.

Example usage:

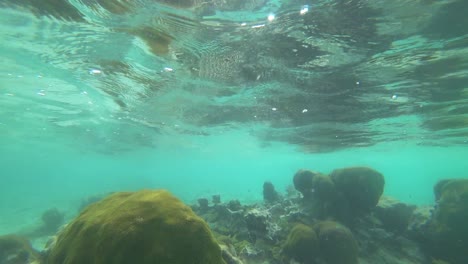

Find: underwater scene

[1,0,467,263]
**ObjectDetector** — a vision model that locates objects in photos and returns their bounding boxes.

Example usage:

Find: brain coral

[47,189,226,264]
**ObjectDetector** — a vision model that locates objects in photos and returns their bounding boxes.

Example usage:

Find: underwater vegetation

[2,167,467,264]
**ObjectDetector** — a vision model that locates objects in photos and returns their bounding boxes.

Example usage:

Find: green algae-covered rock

[330,167,385,214]
[427,179,468,264]
[0,235,40,264]
[314,221,358,264]
[47,189,226,264]
[282,223,319,263]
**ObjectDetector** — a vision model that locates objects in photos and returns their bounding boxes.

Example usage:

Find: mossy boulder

[426,179,468,264]
[282,223,319,263]
[0,235,40,264]
[330,167,385,215]
[314,221,358,264]
[46,189,226,264]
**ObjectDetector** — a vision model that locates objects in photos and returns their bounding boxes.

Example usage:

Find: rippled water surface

[1,0,467,237]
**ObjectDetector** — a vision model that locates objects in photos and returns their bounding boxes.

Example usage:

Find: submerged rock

[46,189,226,264]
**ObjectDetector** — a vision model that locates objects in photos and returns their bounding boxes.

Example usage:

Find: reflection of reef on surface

[3,168,467,264]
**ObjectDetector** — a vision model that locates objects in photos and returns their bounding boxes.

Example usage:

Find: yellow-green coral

[330,167,385,214]
[314,221,358,264]
[282,223,319,263]
[47,189,226,264]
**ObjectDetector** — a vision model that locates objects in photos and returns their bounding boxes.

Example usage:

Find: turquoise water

[1,0,467,254]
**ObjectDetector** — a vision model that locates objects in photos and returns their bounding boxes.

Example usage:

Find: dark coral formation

[292,167,385,221]
[424,179,468,264]
[0,234,41,264]
[263,181,280,203]
[314,221,358,264]
[190,166,431,264]
[39,208,65,235]
[278,220,359,264]
[46,189,226,264]
[212,194,221,205]
[282,223,319,263]
[330,167,385,216]
[198,197,210,211]
[293,169,319,199]
[17,208,65,239]
[375,196,417,232]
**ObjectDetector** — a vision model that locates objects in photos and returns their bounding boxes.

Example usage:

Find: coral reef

[46,189,226,264]
[11,165,462,264]
[192,166,427,264]
[0,234,41,264]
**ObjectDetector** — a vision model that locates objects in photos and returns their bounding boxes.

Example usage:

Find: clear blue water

[1,0,467,248]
